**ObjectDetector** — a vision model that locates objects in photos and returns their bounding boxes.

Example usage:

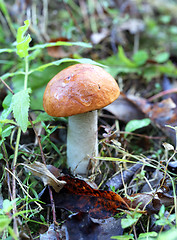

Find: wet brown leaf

[64,212,124,240]
[40,175,129,219]
[23,162,66,192]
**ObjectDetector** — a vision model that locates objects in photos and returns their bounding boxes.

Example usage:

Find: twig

[0,77,14,95]
[148,88,177,102]
[1,142,12,199]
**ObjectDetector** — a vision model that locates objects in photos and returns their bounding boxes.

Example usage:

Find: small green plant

[0,198,21,240]
[99,46,177,82]
[154,205,175,228]
[125,118,151,137]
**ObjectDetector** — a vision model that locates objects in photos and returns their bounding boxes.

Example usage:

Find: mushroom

[43,63,120,175]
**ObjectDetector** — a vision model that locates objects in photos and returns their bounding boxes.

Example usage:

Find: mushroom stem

[67,110,98,175]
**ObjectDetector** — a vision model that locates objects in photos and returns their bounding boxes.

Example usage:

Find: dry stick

[148,88,177,102]
[0,77,14,95]
[0,78,59,238]
[1,142,13,200]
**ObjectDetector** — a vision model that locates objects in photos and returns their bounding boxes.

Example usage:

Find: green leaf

[118,46,136,67]
[0,119,17,126]
[121,217,138,229]
[0,94,13,122]
[0,215,11,232]
[159,15,171,24]
[2,199,18,213]
[30,58,105,73]
[157,228,177,240]
[1,70,25,81]
[111,235,134,240]
[132,50,149,66]
[2,93,12,109]
[0,48,16,54]
[16,20,31,58]
[12,89,30,132]
[158,205,165,218]
[0,41,91,55]
[143,65,159,82]
[154,52,169,63]
[34,112,55,124]
[40,214,46,223]
[138,232,158,240]
[29,41,92,51]
[125,118,151,134]
[1,125,14,138]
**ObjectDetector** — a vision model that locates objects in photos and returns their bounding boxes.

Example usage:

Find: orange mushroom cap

[43,63,120,117]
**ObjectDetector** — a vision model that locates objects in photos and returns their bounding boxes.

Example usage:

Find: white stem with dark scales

[67,111,98,175]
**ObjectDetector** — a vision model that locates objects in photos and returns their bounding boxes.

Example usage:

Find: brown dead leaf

[104,93,145,122]
[124,190,175,215]
[23,162,66,192]
[40,223,62,240]
[124,193,162,214]
[125,95,177,143]
[40,175,129,219]
[64,212,124,240]
[156,190,174,207]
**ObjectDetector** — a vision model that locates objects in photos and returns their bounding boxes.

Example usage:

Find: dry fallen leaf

[124,190,175,215]
[40,223,62,240]
[64,212,124,240]
[23,162,66,192]
[104,94,145,122]
[124,192,162,214]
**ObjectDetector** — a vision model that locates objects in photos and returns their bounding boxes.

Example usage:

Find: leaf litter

[23,162,66,192]
[40,175,129,219]
[105,92,177,144]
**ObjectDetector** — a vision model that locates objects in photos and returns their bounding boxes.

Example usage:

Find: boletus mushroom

[43,63,120,175]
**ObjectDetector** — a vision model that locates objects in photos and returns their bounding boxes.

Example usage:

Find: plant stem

[12,126,21,237]
[0,77,14,94]
[24,56,29,90]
